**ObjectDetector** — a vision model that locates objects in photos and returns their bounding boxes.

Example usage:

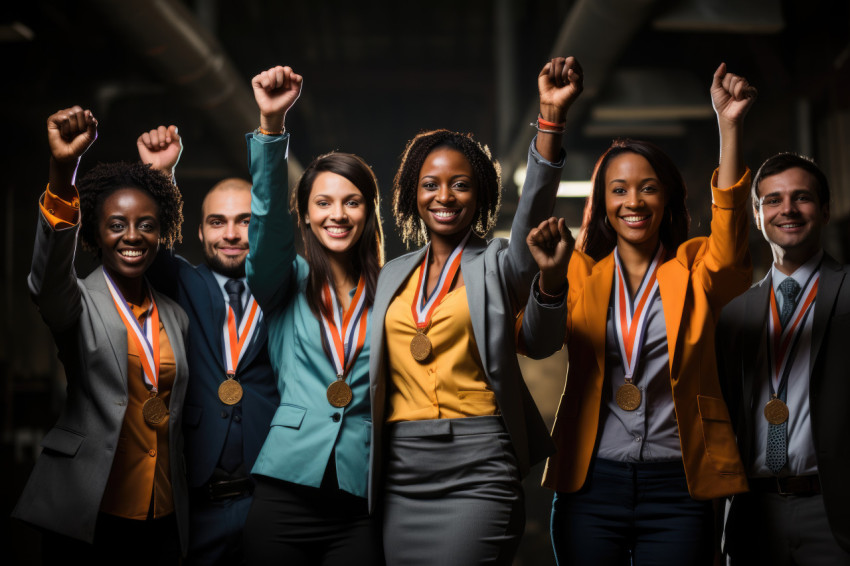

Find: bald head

[199,177,253,278]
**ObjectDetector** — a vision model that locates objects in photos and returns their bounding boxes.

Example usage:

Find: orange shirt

[42,185,176,519]
[385,265,498,422]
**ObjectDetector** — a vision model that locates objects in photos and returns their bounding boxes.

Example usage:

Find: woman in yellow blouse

[12,106,190,564]
[368,57,583,566]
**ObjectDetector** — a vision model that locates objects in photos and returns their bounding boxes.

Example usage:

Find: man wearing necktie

[717,153,850,564]
[138,125,278,565]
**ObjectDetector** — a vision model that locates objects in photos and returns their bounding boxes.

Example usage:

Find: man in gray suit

[718,153,850,564]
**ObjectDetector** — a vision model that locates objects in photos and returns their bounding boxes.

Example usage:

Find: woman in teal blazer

[242,66,384,564]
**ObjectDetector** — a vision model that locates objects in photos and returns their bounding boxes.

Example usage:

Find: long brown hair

[580,139,689,261]
[292,152,384,319]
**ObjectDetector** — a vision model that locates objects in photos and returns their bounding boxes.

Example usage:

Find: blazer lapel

[85,268,129,392]
[741,275,771,445]
[810,254,844,376]
[461,237,488,368]
[197,264,229,372]
[583,254,614,377]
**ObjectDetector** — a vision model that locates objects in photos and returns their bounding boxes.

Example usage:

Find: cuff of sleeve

[531,272,567,307]
[251,131,291,144]
[529,136,566,168]
[40,184,80,229]
[711,167,752,210]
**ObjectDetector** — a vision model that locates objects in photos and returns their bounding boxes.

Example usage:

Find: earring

[603,216,610,227]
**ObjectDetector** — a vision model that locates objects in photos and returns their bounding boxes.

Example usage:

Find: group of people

[11,54,850,566]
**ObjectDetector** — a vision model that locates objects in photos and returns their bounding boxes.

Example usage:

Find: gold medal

[410,331,432,362]
[327,379,353,408]
[143,394,168,426]
[218,377,244,405]
[764,397,789,425]
[616,381,641,411]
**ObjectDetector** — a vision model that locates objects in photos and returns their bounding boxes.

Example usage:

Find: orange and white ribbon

[613,245,665,381]
[767,269,819,392]
[320,277,369,378]
[411,231,471,332]
[103,268,160,392]
[222,295,261,377]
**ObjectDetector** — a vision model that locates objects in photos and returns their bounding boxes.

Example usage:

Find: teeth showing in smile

[121,250,143,257]
[433,210,459,219]
[778,223,803,229]
[326,227,350,235]
[621,215,649,223]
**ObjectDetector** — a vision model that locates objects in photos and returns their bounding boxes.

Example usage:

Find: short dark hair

[78,161,183,253]
[293,152,384,319]
[751,152,830,210]
[392,129,501,248]
[579,138,689,261]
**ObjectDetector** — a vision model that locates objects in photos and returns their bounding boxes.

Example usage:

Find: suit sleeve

[246,132,297,311]
[147,248,192,299]
[516,273,567,359]
[498,137,565,314]
[29,190,83,332]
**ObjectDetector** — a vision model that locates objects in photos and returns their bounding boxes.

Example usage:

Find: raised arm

[31,107,98,330]
[245,65,302,310]
[502,57,582,311]
[696,64,758,307]
[138,124,182,182]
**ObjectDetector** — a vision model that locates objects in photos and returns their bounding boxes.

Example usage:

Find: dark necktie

[766,277,802,474]
[224,278,245,325]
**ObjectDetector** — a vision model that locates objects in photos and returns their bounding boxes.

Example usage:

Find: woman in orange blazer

[524,64,757,565]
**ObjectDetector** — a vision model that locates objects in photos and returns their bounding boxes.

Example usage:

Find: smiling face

[96,187,161,294]
[755,166,829,266]
[199,186,252,278]
[416,147,478,245]
[604,152,667,254]
[305,171,367,258]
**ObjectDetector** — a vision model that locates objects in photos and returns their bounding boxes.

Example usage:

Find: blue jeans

[550,458,713,566]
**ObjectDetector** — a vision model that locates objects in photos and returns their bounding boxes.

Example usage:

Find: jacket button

[221,411,228,418]
[148,449,157,457]
[332,413,341,422]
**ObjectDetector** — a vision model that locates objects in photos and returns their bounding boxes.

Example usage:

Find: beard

[204,251,247,278]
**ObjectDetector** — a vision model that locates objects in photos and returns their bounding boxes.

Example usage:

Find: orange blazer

[542,170,752,500]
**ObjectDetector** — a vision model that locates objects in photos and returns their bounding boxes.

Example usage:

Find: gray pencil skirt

[382,416,525,566]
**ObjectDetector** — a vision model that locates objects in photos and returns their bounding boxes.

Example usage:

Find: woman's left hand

[711,62,757,125]
[527,217,574,295]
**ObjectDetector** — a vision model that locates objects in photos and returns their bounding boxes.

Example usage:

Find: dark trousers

[41,513,180,566]
[187,490,253,566]
[551,458,713,566]
[243,466,379,566]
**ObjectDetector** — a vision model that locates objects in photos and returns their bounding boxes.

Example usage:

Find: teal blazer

[246,133,372,498]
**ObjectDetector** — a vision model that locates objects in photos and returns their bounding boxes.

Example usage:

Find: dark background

[3,1,849,564]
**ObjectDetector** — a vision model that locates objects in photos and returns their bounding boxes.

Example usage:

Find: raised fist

[137,125,182,175]
[527,216,574,294]
[538,57,584,124]
[251,65,303,133]
[47,106,97,164]
[711,63,757,125]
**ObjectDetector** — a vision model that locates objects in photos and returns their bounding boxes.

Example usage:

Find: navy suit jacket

[148,251,278,487]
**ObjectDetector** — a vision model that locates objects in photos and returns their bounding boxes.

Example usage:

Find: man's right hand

[137,125,182,178]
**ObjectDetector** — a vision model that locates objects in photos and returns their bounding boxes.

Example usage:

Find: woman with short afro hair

[13,105,190,565]
[368,57,583,566]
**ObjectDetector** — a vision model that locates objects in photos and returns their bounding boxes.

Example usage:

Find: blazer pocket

[697,395,743,474]
[271,403,307,429]
[40,426,85,457]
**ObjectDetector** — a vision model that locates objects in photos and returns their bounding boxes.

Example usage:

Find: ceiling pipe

[83,0,302,177]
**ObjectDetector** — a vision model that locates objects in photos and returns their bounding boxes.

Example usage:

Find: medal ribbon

[613,245,665,381]
[222,294,262,377]
[411,231,471,331]
[766,269,819,394]
[320,277,369,379]
[102,268,160,392]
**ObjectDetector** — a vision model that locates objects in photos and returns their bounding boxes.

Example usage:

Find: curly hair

[392,129,501,248]
[580,138,689,262]
[78,161,183,253]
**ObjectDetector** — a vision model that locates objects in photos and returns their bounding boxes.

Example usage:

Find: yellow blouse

[385,265,498,422]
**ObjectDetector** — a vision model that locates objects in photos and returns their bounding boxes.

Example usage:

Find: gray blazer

[368,140,563,510]
[12,210,190,553]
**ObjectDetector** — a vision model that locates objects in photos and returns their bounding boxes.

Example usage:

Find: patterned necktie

[224,279,245,325]
[766,277,802,474]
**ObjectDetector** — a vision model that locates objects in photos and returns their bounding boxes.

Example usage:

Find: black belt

[749,475,821,496]
[195,476,254,501]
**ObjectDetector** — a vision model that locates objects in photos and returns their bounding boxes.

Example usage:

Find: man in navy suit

[718,153,850,565]
[138,125,278,565]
